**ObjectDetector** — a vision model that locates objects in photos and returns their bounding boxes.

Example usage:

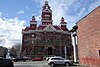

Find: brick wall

[77,6,100,67]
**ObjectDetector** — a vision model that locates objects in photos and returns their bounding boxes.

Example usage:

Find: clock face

[46,6,48,9]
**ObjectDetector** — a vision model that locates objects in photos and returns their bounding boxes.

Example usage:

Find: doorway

[48,47,52,55]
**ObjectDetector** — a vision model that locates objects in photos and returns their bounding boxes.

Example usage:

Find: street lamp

[73,33,77,63]
[70,25,78,63]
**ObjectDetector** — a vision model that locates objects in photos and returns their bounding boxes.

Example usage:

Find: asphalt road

[14,61,78,67]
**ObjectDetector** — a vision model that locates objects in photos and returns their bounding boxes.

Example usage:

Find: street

[14,61,78,67]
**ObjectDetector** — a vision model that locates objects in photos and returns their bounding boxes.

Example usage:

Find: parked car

[0,58,14,67]
[48,57,73,67]
[31,57,43,61]
[46,57,52,61]
[13,57,29,62]
[46,56,62,61]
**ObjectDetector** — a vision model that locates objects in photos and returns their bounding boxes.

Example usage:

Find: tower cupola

[32,16,35,20]
[41,1,52,25]
[30,16,37,30]
[60,17,68,31]
[60,17,67,25]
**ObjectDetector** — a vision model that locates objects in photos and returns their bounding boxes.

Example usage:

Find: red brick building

[21,1,72,58]
[77,6,100,67]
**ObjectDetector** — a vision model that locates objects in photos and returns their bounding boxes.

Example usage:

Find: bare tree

[9,47,17,58]
[12,44,22,58]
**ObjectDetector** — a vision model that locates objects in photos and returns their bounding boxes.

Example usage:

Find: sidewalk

[73,63,90,67]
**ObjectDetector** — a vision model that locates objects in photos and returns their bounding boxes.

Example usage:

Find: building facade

[21,1,72,58]
[77,6,100,67]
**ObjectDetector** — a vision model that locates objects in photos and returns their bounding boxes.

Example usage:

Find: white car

[46,56,62,61]
[46,57,52,61]
[48,57,73,67]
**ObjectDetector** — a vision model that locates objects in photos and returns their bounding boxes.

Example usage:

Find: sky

[0,0,100,48]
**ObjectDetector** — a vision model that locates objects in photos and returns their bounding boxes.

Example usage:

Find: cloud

[38,0,100,29]
[17,10,24,15]
[0,17,26,48]
[35,15,41,21]
[39,0,82,29]
[47,0,76,26]
[1,0,99,48]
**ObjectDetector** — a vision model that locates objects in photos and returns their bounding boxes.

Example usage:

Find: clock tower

[41,1,52,25]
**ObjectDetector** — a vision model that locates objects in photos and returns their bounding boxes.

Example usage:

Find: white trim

[55,30,63,32]
[38,24,47,26]
[44,14,50,17]
[44,30,55,32]
[22,29,70,34]
[29,30,36,33]
[35,29,69,34]
[35,30,44,32]
[43,8,51,12]
[30,22,37,24]
[63,31,70,34]
[22,30,30,34]
[59,24,66,26]
[42,20,52,22]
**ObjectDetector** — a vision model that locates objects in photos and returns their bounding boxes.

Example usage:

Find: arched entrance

[45,46,55,55]
[48,47,52,55]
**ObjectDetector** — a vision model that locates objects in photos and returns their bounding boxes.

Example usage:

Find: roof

[22,24,69,32]
[23,27,30,31]
[36,25,46,30]
[37,25,62,31]
[53,25,61,30]
[60,22,67,24]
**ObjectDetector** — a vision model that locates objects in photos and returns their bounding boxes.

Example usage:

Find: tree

[12,44,22,58]
[0,46,8,58]
[13,44,21,51]
[9,47,17,58]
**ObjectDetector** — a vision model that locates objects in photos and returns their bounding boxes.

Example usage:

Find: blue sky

[0,0,100,48]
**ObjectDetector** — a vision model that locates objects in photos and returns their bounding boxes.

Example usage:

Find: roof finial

[32,16,35,20]
[61,17,64,22]
[45,0,48,5]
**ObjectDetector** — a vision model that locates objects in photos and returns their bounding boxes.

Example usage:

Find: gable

[44,25,56,31]
[46,26,53,30]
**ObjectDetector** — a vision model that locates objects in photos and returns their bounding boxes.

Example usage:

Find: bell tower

[60,17,68,31]
[41,1,52,25]
[30,16,37,30]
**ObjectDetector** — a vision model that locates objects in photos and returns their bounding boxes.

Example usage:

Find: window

[32,26,34,28]
[51,58,59,60]
[99,50,100,58]
[34,47,43,54]
[51,58,63,60]
[32,41,34,44]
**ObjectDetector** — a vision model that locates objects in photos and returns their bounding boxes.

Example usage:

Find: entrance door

[48,47,52,55]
